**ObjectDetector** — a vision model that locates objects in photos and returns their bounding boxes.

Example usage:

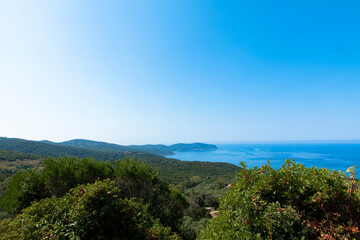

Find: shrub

[41,157,114,196]
[0,180,180,240]
[114,157,160,200]
[0,169,45,215]
[0,157,189,238]
[198,160,360,240]
[0,157,115,214]
[114,158,189,231]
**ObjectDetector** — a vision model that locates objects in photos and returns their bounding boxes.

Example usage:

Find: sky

[0,0,360,145]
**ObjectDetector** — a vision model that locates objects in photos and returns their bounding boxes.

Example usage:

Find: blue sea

[167,143,360,173]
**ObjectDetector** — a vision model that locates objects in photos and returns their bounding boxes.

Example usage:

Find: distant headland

[168,142,218,152]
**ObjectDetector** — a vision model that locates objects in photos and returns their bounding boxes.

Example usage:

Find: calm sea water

[167,143,360,172]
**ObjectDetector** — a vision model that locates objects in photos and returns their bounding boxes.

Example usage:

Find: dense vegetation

[0,157,189,239]
[0,180,180,239]
[198,160,360,240]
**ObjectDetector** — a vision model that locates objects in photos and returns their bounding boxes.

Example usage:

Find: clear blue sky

[1,0,359,144]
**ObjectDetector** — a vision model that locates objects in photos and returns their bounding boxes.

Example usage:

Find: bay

[167,143,360,172]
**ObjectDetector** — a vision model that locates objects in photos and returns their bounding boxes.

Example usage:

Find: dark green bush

[114,158,189,231]
[0,180,180,240]
[0,169,45,215]
[198,160,360,240]
[0,157,190,238]
[114,157,160,200]
[0,157,115,214]
[41,157,114,196]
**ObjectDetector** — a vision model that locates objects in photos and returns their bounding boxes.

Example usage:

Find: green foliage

[198,160,360,240]
[179,216,210,240]
[178,176,236,239]
[114,157,160,199]
[114,158,189,231]
[0,169,45,215]
[0,157,114,214]
[150,182,189,231]
[0,157,190,237]
[41,157,114,196]
[0,180,180,240]
[189,176,201,187]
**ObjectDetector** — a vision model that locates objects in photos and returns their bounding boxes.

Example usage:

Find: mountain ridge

[38,138,218,156]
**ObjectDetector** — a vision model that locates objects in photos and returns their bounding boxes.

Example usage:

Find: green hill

[58,139,217,155]
[0,137,128,160]
[58,139,174,155]
[128,144,174,155]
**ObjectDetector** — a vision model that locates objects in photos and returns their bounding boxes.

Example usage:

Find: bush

[114,157,160,200]
[198,160,360,240]
[0,169,45,215]
[0,180,180,240]
[0,157,115,214]
[41,157,114,196]
[114,158,189,231]
[0,157,189,238]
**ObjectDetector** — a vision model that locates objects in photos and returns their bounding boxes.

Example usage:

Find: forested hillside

[0,137,129,159]
[58,139,174,155]
[58,139,217,155]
